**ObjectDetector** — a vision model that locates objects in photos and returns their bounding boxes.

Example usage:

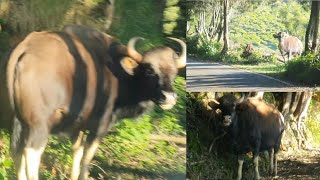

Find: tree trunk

[216,13,223,42]
[104,0,115,31]
[305,1,320,53]
[221,0,229,54]
[280,92,313,149]
[293,92,312,148]
[311,4,319,53]
[196,10,206,36]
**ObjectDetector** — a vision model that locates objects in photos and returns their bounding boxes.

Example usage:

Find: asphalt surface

[187,59,314,92]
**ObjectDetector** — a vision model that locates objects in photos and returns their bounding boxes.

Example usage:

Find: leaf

[2,160,12,168]
[0,169,6,180]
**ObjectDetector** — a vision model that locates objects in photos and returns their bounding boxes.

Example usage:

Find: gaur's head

[273,31,289,40]
[208,94,245,127]
[120,37,186,110]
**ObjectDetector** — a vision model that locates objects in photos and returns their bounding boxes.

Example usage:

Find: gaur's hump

[246,98,278,115]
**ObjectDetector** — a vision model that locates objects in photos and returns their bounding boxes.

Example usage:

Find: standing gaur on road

[273,31,303,63]
[0,25,186,180]
[209,94,285,180]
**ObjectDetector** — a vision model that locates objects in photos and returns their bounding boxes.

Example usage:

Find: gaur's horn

[167,37,186,68]
[236,92,246,104]
[212,99,220,105]
[127,37,144,62]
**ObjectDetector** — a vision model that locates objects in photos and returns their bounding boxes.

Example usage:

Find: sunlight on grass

[233,63,286,75]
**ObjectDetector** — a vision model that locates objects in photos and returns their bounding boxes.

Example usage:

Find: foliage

[222,51,277,65]
[0,0,185,55]
[230,1,309,54]
[163,0,184,36]
[0,131,14,180]
[306,99,320,145]
[110,0,164,50]
[285,53,320,85]
[187,35,222,59]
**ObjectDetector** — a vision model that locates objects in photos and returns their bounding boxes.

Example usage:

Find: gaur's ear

[236,103,248,111]
[120,57,139,75]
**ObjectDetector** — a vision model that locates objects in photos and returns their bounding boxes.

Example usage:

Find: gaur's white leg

[288,51,292,61]
[11,117,27,180]
[269,148,274,175]
[25,147,45,180]
[17,154,27,180]
[79,137,101,180]
[237,154,244,180]
[71,131,85,180]
[24,124,48,180]
[274,152,279,178]
[253,155,261,180]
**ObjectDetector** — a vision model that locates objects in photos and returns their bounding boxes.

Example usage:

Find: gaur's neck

[113,76,155,119]
[230,115,239,139]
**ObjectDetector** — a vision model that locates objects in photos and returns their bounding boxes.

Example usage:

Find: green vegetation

[187,0,317,84]
[187,35,222,59]
[230,1,309,53]
[0,0,186,179]
[285,53,320,85]
[306,99,320,145]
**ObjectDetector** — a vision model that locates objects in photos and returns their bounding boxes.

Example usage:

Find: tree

[279,92,313,148]
[104,0,115,30]
[305,1,320,53]
[221,0,229,54]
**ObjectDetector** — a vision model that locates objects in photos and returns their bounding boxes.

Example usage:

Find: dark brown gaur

[209,94,284,180]
[0,25,186,180]
[273,31,303,63]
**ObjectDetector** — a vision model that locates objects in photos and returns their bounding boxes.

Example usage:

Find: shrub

[0,131,15,179]
[242,51,277,64]
[221,51,277,65]
[306,100,320,145]
[187,35,222,59]
[285,53,320,85]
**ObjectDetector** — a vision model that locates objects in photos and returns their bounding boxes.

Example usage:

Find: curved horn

[236,92,246,104]
[212,99,220,105]
[127,37,144,62]
[167,37,186,68]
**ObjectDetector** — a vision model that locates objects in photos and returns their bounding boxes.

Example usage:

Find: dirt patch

[276,149,320,180]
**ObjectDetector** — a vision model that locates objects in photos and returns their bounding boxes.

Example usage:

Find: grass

[306,99,320,145]
[232,63,287,82]
[233,63,286,75]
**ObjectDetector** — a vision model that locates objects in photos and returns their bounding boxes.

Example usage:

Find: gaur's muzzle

[222,115,232,126]
[159,91,177,110]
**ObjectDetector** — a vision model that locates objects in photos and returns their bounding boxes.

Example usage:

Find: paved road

[187,59,314,92]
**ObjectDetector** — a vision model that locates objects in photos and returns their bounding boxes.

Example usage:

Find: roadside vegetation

[187,92,320,179]
[187,0,320,85]
[0,0,186,179]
